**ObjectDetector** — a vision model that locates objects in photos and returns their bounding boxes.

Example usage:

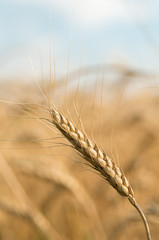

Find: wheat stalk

[50,108,151,240]
[0,154,63,240]
[0,197,29,218]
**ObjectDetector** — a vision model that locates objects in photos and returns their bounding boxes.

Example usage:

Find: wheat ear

[50,108,151,240]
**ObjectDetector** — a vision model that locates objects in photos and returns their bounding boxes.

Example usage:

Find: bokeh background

[0,0,159,240]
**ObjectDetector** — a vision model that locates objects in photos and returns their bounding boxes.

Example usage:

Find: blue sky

[1,0,159,80]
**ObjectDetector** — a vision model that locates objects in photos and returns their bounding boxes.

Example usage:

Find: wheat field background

[0,64,158,240]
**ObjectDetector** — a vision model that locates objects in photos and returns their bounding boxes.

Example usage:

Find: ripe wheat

[50,107,151,240]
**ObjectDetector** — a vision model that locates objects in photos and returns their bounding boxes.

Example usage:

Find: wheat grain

[51,108,133,197]
[50,108,151,240]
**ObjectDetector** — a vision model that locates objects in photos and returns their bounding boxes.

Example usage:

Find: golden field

[0,65,159,240]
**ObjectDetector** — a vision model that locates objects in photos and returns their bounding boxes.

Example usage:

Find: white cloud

[12,0,129,26]
[52,0,128,25]
[10,0,156,28]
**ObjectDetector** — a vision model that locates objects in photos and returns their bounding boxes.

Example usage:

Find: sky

[1,0,159,81]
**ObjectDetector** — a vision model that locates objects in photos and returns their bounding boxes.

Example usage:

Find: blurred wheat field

[0,65,159,240]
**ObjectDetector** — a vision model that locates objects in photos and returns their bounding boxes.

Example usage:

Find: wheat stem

[128,195,151,240]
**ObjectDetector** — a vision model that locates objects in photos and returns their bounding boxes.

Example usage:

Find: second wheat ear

[50,108,151,240]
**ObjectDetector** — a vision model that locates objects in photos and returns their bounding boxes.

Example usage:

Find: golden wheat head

[50,108,151,240]
[51,109,134,198]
